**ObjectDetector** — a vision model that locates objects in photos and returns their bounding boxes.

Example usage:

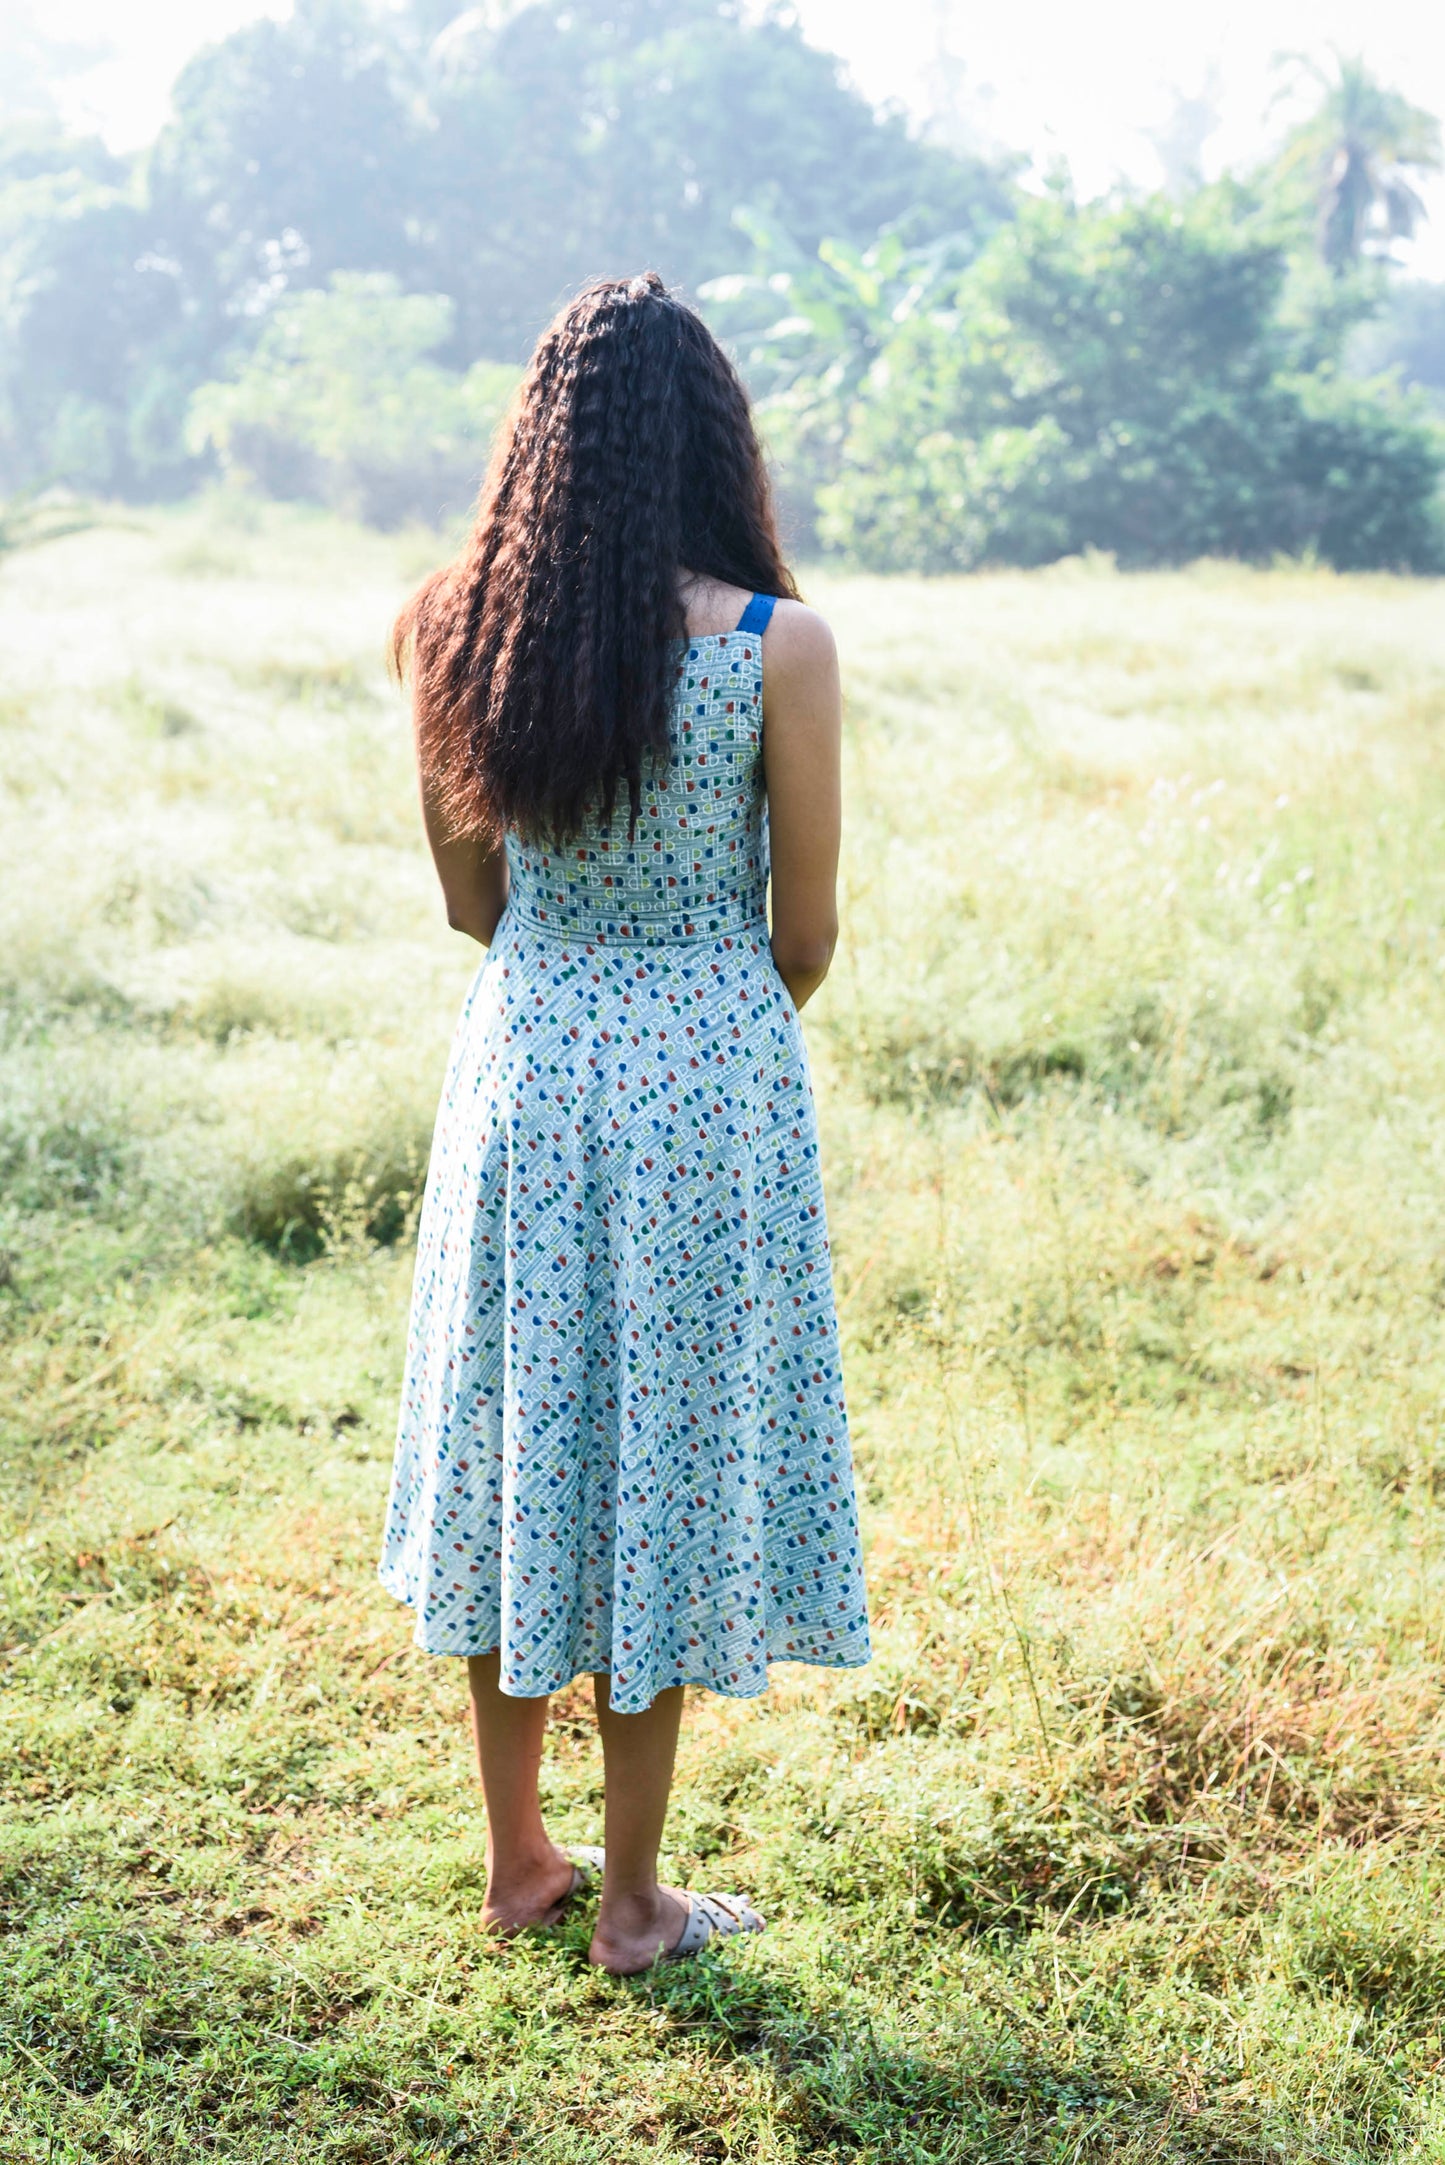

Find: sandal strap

[664,1891,765,1962]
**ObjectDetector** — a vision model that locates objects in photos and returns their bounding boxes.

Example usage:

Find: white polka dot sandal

[662,1891,766,1962]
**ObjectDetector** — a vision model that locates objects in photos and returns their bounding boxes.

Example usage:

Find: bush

[821,193,1445,573]
[187,275,517,527]
[1281,368,1445,569]
[1348,276,1445,405]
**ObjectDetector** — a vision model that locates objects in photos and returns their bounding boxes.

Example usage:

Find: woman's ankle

[597,1879,666,1926]
[485,1833,568,1895]
[481,1839,578,1932]
[591,1882,687,1969]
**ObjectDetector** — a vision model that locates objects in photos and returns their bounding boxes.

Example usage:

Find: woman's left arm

[415,702,510,945]
[761,601,842,1012]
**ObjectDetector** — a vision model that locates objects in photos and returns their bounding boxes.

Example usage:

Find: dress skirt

[379,907,870,1714]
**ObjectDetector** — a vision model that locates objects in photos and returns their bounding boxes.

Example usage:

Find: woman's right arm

[760,602,843,1013]
[415,699,510,946]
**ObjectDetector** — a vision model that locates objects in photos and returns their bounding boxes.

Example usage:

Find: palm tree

[1275,54,1442,272]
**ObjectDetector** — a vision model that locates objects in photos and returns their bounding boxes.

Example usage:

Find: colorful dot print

[378,625,871,1713]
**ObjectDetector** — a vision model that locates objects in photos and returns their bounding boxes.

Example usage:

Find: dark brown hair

[393,272,797,843]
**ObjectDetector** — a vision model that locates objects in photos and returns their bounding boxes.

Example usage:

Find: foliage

[7,512,1445,2154]
[415,0,1014,362]
[1349,277,1445,407]
[701,216,982,548]
[148,0,421,312]
[0,127,207,497]
[186,274,517,527]
[1,10,1440,574]
[0,0,1015,500]
[818,191,1445,573]
[1269,52,1443,272]
[1282,368,1445,568]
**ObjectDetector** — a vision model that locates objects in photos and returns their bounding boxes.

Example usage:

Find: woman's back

[504,595,775,946]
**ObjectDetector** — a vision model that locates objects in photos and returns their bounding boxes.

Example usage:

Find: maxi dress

[379,593,871,1713]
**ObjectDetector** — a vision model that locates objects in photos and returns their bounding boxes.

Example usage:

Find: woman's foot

[588,1883,691,1974]
[589,1886,766,1972]
[481,1840,581,1934]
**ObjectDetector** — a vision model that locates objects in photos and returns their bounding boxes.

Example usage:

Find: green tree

[148,0,421,311]
[821,191,1445,574]
[410,0,1014,359]
[1349,280,1445,410]
[187,273,517,525]
[700,217,981,547]
[0,127,203,495]
[0,0,1016,498]
[143,0,1014,363]
[1272,54,1442,272]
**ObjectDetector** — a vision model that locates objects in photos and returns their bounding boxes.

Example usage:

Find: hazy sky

[17,0,1445,275]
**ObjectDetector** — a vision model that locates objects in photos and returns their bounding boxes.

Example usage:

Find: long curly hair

[392,272,798,844]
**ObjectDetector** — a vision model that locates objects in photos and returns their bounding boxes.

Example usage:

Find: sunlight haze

[23,0,1445,273]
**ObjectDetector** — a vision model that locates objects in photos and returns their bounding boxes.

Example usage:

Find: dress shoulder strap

[734,592,776,637]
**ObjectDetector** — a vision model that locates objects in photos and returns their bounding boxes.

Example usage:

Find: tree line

[2,1,1443,569]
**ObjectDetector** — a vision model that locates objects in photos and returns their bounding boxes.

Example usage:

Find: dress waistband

[501,897,769,949]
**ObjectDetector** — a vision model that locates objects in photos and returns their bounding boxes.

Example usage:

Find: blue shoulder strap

[735,592,776,637]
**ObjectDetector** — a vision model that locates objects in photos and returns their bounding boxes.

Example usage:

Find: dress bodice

[503,602,774,946]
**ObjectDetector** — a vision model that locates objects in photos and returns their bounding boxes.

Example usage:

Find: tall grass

[4,504,1445,2160]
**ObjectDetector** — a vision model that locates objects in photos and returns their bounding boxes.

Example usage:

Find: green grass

[4,502,1445,2160]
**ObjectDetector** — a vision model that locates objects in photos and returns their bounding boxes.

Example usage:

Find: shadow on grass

[0,1843,1402,2164]
[638,1946,1342,2164]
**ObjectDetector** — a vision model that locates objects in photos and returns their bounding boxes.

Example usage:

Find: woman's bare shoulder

[762,598,838,682]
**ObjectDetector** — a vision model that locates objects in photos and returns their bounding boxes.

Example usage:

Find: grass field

[5,502,1445,2162]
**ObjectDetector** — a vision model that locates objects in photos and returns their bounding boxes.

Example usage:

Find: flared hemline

[378,1566,871,1715]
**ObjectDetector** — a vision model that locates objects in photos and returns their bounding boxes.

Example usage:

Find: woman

[380,272,869,1974]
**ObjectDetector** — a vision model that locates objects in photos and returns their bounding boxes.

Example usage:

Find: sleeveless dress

[379,594,871,1713]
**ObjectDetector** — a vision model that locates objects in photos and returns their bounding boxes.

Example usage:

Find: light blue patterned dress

[379,594,870,1712]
